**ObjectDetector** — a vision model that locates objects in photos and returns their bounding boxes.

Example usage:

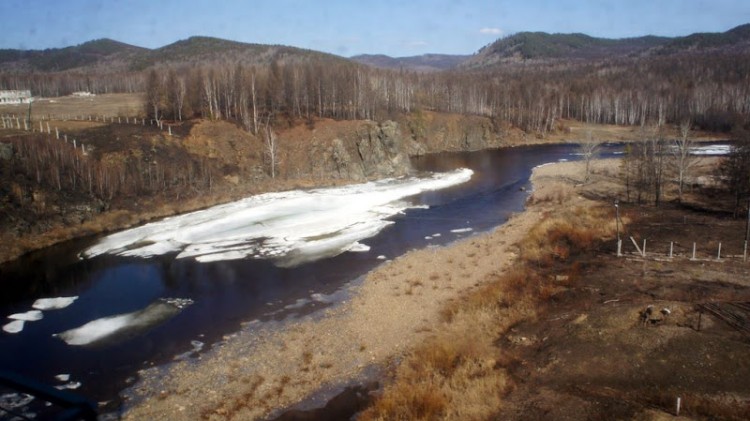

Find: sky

[2,0,750,57]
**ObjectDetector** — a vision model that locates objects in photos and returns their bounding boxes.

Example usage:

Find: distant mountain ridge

[1,24,749,74]
[461,23,750,68]
[0,36,350,73]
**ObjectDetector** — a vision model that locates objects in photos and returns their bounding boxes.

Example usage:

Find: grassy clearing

[360,201,615,420]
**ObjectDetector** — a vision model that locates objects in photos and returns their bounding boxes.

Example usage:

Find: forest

[2,48,750,136]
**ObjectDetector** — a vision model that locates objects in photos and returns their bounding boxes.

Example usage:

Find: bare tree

[671,119,697,202]
[579,130,601,184]
[175,77,186,121]
[264,122,279,179]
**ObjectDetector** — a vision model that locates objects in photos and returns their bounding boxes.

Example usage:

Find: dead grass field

[0,93,144,120]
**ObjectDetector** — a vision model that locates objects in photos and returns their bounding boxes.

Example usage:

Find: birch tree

[671,120,697,202]
[579,130,601,184]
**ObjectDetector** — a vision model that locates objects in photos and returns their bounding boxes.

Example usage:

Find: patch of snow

[690,145,731,155]
[0,393,34,410]
[82,169,473,267]
[55,299,191,346]
[54,381,82,390]
[8,310,43,321]
[55,374,70,382]
[32,296,78,310]
[377,255,387,260]
[450,228,473,234]
[3,320,24,334]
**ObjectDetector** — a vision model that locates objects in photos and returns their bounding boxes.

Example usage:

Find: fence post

[642,239,647,257]
[717,242,722,260]
[669,242,673,258]
[676,396,681,416]
[692,242,696,260]
[617,240,622,257]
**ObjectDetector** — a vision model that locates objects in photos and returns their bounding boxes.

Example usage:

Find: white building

[0,90,33,104]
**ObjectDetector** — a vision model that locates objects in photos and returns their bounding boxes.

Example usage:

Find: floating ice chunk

[425,236,433,240]
[2,320,24,334]
[0,393,34,410]
[55,374,70,382]
[432,233,441,237]
[32,296,78,310]
[558,158,569,162]
[55,299,191,346]
[348,242,371,253]
[54,381,82,390]
[377,255,387,260]
[8,310,43,321]
[82,169,473,267]
[450,228,473,234]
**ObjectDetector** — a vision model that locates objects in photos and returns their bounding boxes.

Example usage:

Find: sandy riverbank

[122,159,602,420]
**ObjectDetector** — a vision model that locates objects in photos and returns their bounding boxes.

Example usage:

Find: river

[0,143,624,416]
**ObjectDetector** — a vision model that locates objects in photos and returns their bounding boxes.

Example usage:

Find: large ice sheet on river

[83,169,473,267]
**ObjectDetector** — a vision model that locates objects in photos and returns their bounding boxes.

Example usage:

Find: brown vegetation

[361,193,616,421]
[361,158,750,420]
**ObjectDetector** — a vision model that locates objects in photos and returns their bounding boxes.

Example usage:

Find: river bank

[121,158,603,420]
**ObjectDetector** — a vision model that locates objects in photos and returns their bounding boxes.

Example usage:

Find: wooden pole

[692,242,696,260]
[676,396,681,416]
[617,239,622,257]
[669,242,673,258]
[717,242,722,260]
[642,239,647,257]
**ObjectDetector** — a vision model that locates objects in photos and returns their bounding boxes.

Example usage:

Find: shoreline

[122,160,593,420]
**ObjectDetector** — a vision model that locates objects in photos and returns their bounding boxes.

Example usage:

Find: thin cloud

[479,27,503,35]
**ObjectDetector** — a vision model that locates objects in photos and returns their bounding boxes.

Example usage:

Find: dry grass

[361,194,615,421]
[519,205,615,267]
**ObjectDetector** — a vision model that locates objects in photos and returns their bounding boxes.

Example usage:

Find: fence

[616,236,748,262]
[0,112,174,138]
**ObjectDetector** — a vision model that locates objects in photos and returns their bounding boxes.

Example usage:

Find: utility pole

[615,199,621,242]
[26,97,33,130]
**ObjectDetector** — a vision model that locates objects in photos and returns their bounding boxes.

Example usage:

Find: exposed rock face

[284,120,414,182]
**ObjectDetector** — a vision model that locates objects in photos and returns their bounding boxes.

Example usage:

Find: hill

[130,36,350,70]
[0,39,147,72]
[351,53,470,72]
[0,36,351,73]
[462,24,750,69]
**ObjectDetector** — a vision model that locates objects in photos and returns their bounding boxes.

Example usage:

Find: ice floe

[0,392,34,411]
[450,228,473,234]
[32,296,78,310]
[55,374,71,382]
[82,169,473,267]
[8,310,43,321]
[54,381,82,390]
[377,255,387,260]
[55,298,192,346]
[2,320,24,334]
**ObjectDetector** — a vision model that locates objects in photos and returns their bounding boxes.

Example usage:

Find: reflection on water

[0,143,618,407]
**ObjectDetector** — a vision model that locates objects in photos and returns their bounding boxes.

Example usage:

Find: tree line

[2,51,749,136]
[140,52,750,135]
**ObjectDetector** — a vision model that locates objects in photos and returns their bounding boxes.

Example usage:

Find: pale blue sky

[2,0,749,57]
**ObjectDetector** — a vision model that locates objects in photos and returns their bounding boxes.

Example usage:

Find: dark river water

[0,144,621,413]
